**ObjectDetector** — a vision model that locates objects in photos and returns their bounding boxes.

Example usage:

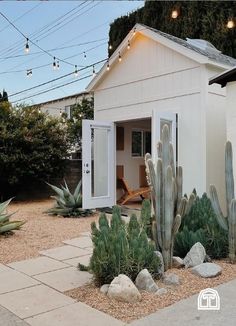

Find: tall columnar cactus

[145,124,195,270]
[210,141,236,263]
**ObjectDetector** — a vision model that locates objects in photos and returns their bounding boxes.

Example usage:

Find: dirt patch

[0,200,98,264]
[65,260,236,323]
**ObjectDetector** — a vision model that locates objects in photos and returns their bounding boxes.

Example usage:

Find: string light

[56,60,60,70]
[171,9,179,19]
[59,108,62,116]
[127,40,131,50]
[106,60,110,71]
[118,52,122,62]
[26,69,32,77]
[83,51,87,59]
[74,65,78,76]
[227,18,235,29]
[25,38,29,53]
[133,27,136,36]
[38,108,41,113]
[52,56,57,70]
[108,43,112,50]
[92,65,96,76]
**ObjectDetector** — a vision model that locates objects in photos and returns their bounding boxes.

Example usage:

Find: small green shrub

[174,193,228,259]
[0,198,25,234]
[85,202,160,286]
[46,180,92,217]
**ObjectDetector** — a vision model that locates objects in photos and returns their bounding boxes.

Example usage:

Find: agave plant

[46,179,93,217]
[0,198,25,234]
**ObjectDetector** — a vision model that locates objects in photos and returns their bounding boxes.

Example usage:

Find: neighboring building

[82,23,236,209]
[209,67,236,185]
[35,91,90,118]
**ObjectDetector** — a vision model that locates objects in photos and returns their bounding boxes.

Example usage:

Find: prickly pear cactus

[145,124,195,270]
[210,141,236,263]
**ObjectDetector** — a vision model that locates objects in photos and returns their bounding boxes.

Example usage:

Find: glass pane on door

[160,119,172,140]
[91,127,109,197]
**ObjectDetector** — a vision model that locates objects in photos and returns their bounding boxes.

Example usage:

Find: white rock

[107,274,141,303]
[172,256,184,268]
[155,288,168,296]
[183,242,206,268]
[100,284,110,294]
[154,251,164,276]
[191,263,222,278]
[135,269,158,293]
[163,273,180,285]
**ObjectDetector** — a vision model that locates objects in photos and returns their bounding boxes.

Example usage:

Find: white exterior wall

[93,34,227,198]
[206,66,227,209]
[226,82,236,191]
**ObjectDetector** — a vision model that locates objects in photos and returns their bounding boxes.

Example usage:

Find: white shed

[82,23,236,209]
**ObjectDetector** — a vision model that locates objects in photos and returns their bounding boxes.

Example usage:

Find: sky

[0,0,144,105]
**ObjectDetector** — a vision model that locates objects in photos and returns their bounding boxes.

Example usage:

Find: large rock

[135,269,158,293]
[183,242,206,268]
[154,251,164,276]
[107,274,141,303]
[163,273,180,285]
[191,263,222,278]
[172,256,184,268]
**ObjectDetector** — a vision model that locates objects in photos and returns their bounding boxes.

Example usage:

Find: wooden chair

[118,177,150,205]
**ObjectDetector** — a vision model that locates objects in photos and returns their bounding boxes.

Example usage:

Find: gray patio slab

[0,263,11,273]
[8,257,69,276]
[33,267,92,292]
[130,278,236,326]
[79,231,91,237]
[25,302,125,326]
[39,245,91,260]
[63,254,91,267]
[0,269,39,294]
[63,236,92,249]
[0,305,29,326]
[0,285,75,319]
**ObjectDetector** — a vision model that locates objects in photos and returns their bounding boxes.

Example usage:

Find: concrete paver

[0,285,75,319]
[130,279,236,326]
[79,231,91,237]
[34,267,92,292]
[0,263,11,273]
[25,302,125,326]
[0,269,39,294]
[39,245,91,260]
[8,256,69,276]
[63,254,91,267]
[0,305,29,326]
[63,236,92,249]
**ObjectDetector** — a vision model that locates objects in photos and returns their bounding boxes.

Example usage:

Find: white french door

[152,111,178,164]
[82,120,115,209]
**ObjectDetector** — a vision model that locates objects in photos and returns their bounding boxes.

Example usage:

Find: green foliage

[0,198,25,234]
[0,89,8,102]
[109,1,236,58]
[174,193,228,259]
[86,203,160,286]
[46,179,92,217]
[65,97,94,151]
[0,102,71,197]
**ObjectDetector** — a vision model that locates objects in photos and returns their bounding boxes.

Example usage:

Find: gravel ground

[0,200,98,264]
[65,260,236,323]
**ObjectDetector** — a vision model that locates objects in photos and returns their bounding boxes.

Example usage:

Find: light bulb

[133,27,136,36]
[84,52,87,59]
[127,40,130,50]
[25,38,29,53]
[118,52,122,62]
[171,10,179,19]
[38,108,41,113]
[93,65,96,76]
[74,65,78,77]
[109,43,112,50]
[227,19,235,29]
[56,61,60,70]
[106,61,110,71]
[60,109,62,116]
[26,69,32,77]
[53,57,56,70]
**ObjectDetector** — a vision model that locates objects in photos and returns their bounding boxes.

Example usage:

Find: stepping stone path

[0,233,124,325]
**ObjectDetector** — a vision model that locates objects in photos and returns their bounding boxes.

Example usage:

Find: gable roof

[87,23,236,91]
[209,66,236,87]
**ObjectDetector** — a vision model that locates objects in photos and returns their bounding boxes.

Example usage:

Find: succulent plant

[145,124,195,270]
[210,141,236,263]
[0,198,25,234]
[46,179,93,217]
